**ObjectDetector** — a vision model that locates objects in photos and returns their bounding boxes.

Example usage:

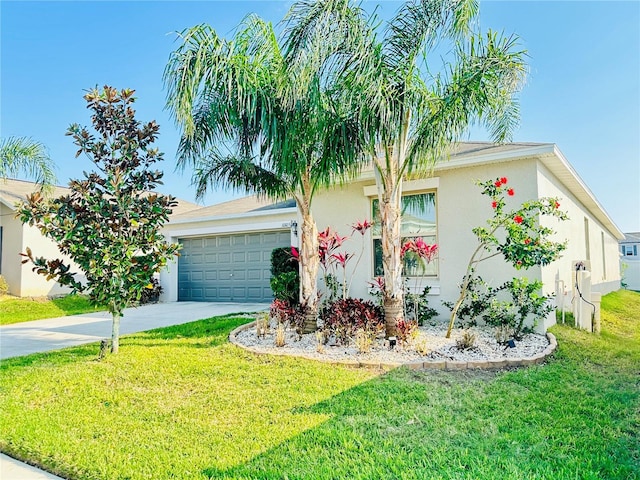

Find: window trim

[370,190,439,279]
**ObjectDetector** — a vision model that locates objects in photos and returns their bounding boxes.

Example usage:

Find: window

[372,192,438,277]
[625,245,638,256]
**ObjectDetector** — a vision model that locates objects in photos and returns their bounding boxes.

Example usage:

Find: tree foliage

[18,86,180,353]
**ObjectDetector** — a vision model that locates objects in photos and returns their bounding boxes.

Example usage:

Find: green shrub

[270,247,299,304]
[404,285,438,325]
[0,275,8,295]
[484,278,553,339]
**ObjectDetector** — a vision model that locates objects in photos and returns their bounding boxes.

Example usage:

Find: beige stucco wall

[536,161,621,307]
[311,158,547,325]
[1,203,80,297]
[160,209,297,302]
[1,202,24,296]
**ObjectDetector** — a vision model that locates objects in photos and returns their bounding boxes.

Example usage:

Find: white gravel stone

[233,318,550,365]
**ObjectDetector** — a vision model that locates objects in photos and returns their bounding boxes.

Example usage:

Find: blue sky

[2,1,639,232]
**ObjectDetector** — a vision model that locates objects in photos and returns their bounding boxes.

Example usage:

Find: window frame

[371,190,439,279]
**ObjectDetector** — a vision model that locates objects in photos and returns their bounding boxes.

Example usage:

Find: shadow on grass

[200,355,639,480]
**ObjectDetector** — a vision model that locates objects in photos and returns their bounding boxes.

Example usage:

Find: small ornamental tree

[446,177,568,338]
[18,86,181,353]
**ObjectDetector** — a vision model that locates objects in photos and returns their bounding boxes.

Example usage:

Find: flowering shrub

[321,298,383,345]
[446,177,568,338]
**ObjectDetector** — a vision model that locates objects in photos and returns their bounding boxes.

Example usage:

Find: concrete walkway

[0,301,268,479]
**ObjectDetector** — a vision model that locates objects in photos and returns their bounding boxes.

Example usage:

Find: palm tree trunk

[379,172,404,338]
[111,312,121,354]
[298,205,319,333]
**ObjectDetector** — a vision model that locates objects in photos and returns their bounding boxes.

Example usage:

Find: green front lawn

[0,294,105,325]
[0,291,638,479]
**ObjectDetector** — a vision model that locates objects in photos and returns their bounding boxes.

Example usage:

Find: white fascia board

[167,220,293,239]
[0,197,17,210]
[433,144,556,171]
[167,207,298,226]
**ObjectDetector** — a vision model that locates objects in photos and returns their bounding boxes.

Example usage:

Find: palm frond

[192,151,290,201]
[0,136,57,189]
[407,30,527,175]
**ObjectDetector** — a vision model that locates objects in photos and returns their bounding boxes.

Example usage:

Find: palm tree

[286,0,527,336]
[0,136,56,188]
[164,15,363,332]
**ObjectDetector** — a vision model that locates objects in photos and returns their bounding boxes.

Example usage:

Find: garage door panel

[178,231,289,302]
[247,269,262,281]
[247,251,261,262]
[205,271,218,281]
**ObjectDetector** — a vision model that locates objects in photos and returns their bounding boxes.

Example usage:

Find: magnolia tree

[446,177,568,338]
[19,86,180,353]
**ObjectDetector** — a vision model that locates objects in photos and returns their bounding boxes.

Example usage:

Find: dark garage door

[178,231,290,302]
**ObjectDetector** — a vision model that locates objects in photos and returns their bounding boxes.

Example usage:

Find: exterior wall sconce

[291,220,298,237]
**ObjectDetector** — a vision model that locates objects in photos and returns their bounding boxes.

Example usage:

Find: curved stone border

[229,321,557,371]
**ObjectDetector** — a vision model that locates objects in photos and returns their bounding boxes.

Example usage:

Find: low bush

[139,277,162,304]
[404,285,438,325]
[321,298,383,345]
[395,319,418,346]
[484,278,553,339]
[269,299,306,334]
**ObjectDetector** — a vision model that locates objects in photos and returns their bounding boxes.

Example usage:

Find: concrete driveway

[0,301,268,361]
[0,301,267,478]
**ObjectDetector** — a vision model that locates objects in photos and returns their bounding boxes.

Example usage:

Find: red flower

[554,201,560,209]
[491,201,498,209]
[495,180,502,187]
[507,188,515,196]
[500,177,508,185]
[291,246,299,259]
[524,238,531,245]
[351,219,373,235]
[514,215,523,224]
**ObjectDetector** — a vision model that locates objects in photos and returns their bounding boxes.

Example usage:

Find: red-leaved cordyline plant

[317,221,374,301]
[446,177,568,338]
[400,238,438,329]
[317,226,349,301]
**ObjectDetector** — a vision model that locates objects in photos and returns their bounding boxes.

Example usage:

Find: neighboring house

[620,232,640,291]
[160,142,624,331]
[0,178,199,297]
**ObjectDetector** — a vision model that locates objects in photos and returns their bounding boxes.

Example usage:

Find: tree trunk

[379,172,404,338]
[299,207,319,333]
[111,312,121,354]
